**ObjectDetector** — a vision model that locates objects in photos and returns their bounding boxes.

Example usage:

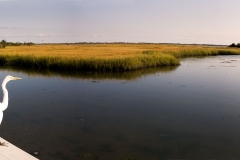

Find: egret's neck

[1,80,8,111]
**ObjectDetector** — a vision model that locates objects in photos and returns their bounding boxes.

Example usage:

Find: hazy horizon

[1,0,240,45]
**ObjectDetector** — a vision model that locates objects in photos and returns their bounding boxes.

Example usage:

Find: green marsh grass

[0,44,239,71]
[0,53,178,71]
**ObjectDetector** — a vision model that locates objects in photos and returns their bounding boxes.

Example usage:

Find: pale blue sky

[0,0,239,44]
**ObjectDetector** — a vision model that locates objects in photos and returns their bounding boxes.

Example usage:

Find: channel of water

[1,55,240,159]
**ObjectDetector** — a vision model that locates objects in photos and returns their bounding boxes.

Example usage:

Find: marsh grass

[0,53,178,71]
[0,44,239,71]
[167,49,240,58]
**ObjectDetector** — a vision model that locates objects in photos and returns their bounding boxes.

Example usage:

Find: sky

[0,0,240,44]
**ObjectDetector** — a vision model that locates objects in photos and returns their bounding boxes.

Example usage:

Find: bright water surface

[1,56,240,159]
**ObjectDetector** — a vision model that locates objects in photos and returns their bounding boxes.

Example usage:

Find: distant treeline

[229,43,240,48]
[0,40,34,48]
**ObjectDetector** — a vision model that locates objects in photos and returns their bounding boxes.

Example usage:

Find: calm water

[1,56,240,159]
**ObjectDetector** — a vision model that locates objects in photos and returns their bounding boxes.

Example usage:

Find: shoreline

[0,44,239,71]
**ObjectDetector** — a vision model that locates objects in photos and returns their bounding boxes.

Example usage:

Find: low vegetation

[0,42,239,71]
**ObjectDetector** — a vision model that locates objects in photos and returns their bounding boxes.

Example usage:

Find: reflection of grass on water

[0,44,239,71]
[0,66,178,80]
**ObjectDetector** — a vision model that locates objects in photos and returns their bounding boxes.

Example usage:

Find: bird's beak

[12,77,22,80]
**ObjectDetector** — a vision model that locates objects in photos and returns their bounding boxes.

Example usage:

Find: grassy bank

[0,44,239,71]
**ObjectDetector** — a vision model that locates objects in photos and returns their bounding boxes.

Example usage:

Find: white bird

[0,75,22,125]
[0,76,21,146]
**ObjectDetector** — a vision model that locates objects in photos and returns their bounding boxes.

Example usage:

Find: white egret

[0,75,21,146]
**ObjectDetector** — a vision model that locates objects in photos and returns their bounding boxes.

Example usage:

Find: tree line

[229,43,240,48]
[0,40,34,48]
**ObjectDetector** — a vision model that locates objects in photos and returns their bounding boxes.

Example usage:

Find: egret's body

[0,76,21,146]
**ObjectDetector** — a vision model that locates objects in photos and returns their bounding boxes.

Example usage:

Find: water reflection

[0,66,178,80]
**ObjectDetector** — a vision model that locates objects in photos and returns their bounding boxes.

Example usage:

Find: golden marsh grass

[0,43,239,71]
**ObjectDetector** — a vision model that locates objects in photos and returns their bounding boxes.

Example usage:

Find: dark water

[1,56,240,159]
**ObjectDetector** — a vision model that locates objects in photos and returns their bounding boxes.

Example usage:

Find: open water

[1,55,240,159]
